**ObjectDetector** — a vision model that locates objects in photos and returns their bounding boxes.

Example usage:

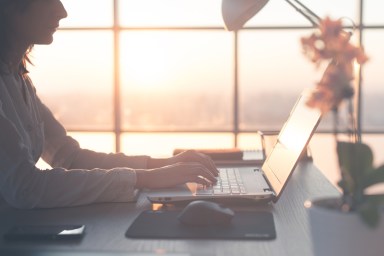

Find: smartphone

[3,224,85,241]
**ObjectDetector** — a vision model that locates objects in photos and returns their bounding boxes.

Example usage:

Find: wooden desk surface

[0,162,339,256]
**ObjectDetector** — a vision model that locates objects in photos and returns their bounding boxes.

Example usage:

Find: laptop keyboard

[196,168,247,195]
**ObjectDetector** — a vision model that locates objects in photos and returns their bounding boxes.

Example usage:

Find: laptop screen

[261,91,322,201]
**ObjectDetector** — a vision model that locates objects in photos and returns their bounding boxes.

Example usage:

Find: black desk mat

[126,210,276,240]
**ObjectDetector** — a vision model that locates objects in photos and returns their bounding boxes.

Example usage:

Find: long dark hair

[0,0,34,74]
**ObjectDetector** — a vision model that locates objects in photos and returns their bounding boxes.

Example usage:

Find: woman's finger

[195,152,219,176]
[187,175,213,186]
[173,162,217,183]
[181,150,219,176]
[139,162,218,189]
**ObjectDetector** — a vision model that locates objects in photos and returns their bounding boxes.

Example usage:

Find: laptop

[146,90,322,204]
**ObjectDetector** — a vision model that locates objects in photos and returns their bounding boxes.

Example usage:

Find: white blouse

[0,61,149,209]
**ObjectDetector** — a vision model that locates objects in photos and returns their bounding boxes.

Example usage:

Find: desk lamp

[221,0,321,31]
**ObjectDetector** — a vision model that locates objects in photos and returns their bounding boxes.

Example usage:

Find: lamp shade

[222,0,269,31]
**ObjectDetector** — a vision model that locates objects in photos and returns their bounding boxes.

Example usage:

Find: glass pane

[239,30,322,130]
[245,0,358,27]
[60,0,113,28]
[121,132,233,157]
[68,132,116,153]
[36,132,115,169]
[119,0,223,27]
[28,31,114,130]
[361,30,384,131]
[36,159,52,170]
[238,133,264,150]
[120,30,234,130]
[364,0,384,25]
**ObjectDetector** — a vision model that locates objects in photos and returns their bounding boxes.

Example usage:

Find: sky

[28,0,384,160]
[27,0,384,131]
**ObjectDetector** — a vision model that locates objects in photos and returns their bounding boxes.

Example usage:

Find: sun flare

[120,33,173,91]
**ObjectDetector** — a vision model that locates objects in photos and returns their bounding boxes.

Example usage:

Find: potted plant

[219,0,384,253]
[301,17,384,256]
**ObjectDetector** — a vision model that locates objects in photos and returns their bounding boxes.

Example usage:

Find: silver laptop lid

[261,91,322,202]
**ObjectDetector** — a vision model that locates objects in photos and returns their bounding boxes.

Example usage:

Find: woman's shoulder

[0,59,8,73]
[23,75,37,93]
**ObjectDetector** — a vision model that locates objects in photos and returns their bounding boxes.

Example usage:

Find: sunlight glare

[120,34,170,90]
[61,0,113,27]
[118,0,222,27]
[278,124,307,153]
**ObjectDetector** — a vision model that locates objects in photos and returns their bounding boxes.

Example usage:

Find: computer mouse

[177,200,235,226]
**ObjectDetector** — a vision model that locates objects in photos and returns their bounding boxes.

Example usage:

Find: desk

[0,162,339,256]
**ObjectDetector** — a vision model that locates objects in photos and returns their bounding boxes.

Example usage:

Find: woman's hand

[135,162,217,189]
[148,150,218,175]
[139,150,219,189]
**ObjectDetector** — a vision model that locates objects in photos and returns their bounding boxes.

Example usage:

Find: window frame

[56,0,382,152]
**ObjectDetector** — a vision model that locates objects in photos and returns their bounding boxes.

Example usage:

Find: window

[29,0,384,161]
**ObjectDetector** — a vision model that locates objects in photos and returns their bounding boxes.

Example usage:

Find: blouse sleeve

[0,111,141,209]
[37,96,150,171]
[0,76,150,209]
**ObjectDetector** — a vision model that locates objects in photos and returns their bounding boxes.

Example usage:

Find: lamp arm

[285,0,321,27]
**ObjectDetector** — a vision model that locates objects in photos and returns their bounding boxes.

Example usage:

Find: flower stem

[347,98,358,143]
[332,107,339,141]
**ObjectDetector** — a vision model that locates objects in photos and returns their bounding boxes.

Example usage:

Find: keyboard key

[196,168,248,196]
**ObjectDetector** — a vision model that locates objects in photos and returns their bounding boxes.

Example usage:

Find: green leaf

[359,202,380,228]
[362,165,384,188]
[365,194,384,205]
[337,142,374,185]
[358,195,384,228]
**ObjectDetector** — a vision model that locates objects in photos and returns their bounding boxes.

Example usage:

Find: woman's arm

[0,114,138,209]
[37,96,218,186]
[37,97,150,170]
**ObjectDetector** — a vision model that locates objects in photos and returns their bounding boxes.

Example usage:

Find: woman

[0,0,218,209]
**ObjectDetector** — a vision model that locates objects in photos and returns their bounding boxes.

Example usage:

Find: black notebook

[172,148,265,166]
[172,131,280,166]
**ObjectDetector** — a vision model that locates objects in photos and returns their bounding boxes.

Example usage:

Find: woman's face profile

[7,0,68,46]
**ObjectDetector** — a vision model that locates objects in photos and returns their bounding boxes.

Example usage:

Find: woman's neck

[0,46,27,73]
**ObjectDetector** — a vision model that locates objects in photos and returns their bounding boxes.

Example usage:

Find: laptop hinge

[258,169,277,196]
